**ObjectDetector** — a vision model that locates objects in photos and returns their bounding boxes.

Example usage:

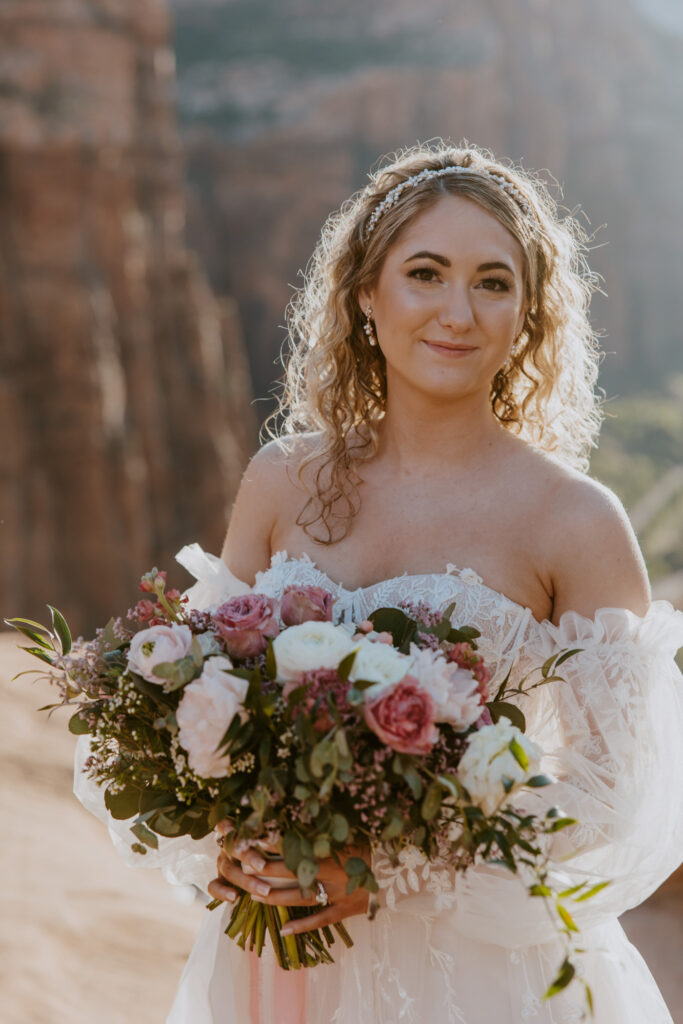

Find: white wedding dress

[75,544,683,1024]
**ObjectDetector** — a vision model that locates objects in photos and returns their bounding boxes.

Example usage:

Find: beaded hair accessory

[364,164,534,238]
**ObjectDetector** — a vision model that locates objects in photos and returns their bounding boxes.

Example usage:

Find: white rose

[349,637,411,699]
[410,645,483,730]
[176,656,247,778]
[127,623,193,683]
[272,621,356,681]
[457,717,543,815]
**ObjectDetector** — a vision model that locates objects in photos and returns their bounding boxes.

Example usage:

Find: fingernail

[252,855,266,871]
[243,864,255,875]
[255,882,270,897]
[224,889,237,902]
[280,925,292,936]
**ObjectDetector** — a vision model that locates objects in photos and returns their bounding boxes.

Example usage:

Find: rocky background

[0,0,255,635]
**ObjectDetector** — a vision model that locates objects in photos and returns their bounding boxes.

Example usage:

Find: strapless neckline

[262,549,541,625]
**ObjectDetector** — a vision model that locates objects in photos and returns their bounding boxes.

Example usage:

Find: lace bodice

[254,549,537,691]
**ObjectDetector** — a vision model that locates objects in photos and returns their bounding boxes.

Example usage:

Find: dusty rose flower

[213,593,279,658]
[280,585,335,626]
[134,599,157,623]
[127,623,193,683]
[365,676,439,755]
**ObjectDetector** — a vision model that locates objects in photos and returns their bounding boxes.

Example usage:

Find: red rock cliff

[0,0,255,633]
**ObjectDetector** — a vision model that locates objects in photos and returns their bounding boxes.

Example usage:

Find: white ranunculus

[127,623,193,683]
[457,717,543,815]
[272,621,357,681]
[410,645,483,730]
[349,637,412,699]
[176,656,247,778]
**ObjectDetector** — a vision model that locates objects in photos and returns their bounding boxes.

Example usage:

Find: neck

[376,384,506,475]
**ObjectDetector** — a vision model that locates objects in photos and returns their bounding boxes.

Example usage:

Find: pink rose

[213,593,279,659]
[365,676,439,755]
[280,585,335,626]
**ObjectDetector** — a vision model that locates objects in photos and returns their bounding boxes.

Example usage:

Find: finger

[215,820,234,838]
[216,854,273,900]
[207,877,238,903]
[279,905,342,935]
[241,851,297,884]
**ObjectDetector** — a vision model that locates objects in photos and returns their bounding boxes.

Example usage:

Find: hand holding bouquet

[7,568,601,1011]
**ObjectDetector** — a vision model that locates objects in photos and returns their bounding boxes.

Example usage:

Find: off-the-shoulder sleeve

[450,600,683,947]
[73,545,252,891]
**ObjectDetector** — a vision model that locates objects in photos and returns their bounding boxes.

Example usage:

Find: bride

[79,142,683,1022]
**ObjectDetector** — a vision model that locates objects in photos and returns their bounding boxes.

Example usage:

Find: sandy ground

[1,632,681,1024]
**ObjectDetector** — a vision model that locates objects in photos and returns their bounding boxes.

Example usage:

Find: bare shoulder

[524,452,651,622]
[220,434,319,583]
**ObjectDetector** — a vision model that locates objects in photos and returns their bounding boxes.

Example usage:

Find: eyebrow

[403,251,515,274]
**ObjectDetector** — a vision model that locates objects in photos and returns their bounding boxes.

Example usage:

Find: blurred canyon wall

[169,0,683,401]
[0,0,255,634]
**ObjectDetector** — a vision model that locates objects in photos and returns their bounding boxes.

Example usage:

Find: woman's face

[359,194,527,406]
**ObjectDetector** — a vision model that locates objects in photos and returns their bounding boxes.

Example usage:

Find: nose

[438,282,476,332]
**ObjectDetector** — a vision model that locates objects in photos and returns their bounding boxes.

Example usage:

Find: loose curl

[268,141,603,543]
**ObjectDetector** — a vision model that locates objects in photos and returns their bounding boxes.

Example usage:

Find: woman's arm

[219,441,291,584]
[545,476,650,623]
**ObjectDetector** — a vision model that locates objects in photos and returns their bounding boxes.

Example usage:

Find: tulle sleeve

[450,600,683,947]
[72,544,251,893]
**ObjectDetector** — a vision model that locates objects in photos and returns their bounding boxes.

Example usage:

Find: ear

[357,287,373,315]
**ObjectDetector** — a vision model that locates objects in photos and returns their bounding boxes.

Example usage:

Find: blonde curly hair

[269,141,603,543]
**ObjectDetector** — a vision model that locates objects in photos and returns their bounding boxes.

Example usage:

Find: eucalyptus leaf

[104,786,140,820]
[345,856,367,877]
[331,813,349,843]
[68,710,91,735]
[313,836,330,859]
[525,774,553,788]
[131,821,159,850]
[297,858,318,890]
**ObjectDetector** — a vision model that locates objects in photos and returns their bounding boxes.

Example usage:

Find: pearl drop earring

[363,306,377,347]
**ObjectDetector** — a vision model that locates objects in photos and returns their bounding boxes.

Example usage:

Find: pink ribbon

[248,949,307,1024]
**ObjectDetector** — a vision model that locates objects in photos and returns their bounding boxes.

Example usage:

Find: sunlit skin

[359,194,527,415]
[209,193,650,937]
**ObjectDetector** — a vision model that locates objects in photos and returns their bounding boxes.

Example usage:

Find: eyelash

[407,267,511,292]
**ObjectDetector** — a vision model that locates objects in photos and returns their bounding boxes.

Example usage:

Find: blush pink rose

[365,675,439,755]
[280,585,335,626]
[213,594,279,659]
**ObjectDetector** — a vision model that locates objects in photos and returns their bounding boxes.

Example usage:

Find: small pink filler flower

[280,586,335,626]
[365,676,439,756]
[213,594,279,659]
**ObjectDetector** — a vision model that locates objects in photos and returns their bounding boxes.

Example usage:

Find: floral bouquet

[7,570,599,1009]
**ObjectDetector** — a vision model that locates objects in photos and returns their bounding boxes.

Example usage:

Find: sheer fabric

[74,543,683,1023]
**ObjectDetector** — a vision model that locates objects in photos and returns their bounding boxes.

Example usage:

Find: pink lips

[422,339,477,355]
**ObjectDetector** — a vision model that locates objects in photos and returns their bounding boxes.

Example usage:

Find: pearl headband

[364,165,534,238]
